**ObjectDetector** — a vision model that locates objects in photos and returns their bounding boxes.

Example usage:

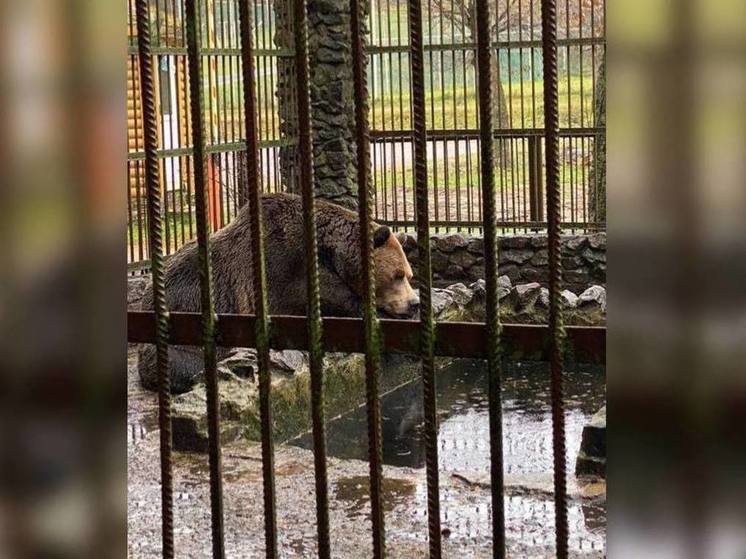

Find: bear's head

[373,226,420,318]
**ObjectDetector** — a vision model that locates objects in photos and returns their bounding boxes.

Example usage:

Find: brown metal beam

[128,312,605,363]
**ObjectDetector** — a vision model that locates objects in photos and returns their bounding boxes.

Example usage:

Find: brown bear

[139,192,419,393]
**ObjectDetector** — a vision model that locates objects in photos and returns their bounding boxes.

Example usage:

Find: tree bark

[589,57,606,223]
[491,49,512,169]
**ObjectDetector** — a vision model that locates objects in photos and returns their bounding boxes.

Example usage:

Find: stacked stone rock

[399,232,606,294]
[273,0,364,210]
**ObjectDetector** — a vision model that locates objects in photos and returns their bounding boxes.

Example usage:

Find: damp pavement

[129,348,605,558]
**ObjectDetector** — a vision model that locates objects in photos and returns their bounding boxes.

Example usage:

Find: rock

[581,247,606,263]
[501,236,530,249]
[431,289,455,316]
[500,249,533,265]
[270,350,308,373]
[498,264,521,283]
[446,283,474,306]
[498,275,512,290]
[588,233,606,249]
[530,236,548,248]
[450,250,477,269]
[530,249,548,267]
[431,250,449,273]
[578,285,606,312]
[538,287,550,308]
[436,233,468,253]
[466,237,484,254]
[561,290,579,308]
[444,265,464,279]
[467,265,485,281]
[128,277,148,308]
[220,349,258,379]
[510,282,542,309]
[397,232,418,252]
[561,256,583,270]
[563,236,587,251]
[520,267,548,283]
[576,406,606,476]
[564,269,590,285]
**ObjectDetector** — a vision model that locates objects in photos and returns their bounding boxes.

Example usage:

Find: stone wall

[274,0,364,210]
[398,232,606,294]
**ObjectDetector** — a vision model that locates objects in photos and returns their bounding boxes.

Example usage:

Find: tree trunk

[491,49,512,169]
[589,57,606,223]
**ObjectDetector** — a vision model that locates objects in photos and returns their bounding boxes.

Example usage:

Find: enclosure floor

[128,348,605,558]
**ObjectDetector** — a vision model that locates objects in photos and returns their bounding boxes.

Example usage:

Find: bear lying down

[139,193,420,393]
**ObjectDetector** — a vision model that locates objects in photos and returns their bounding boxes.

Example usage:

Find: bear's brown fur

[139,193,418,392]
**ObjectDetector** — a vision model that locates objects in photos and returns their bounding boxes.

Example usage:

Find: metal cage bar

[134,0,174,556]
[293,0,332,554]
[350,0,387,555]
[541,0,570,556]
[474,0,506,554]
[184,0,225,555]
[407,0,442,555]
[238,2,278,557]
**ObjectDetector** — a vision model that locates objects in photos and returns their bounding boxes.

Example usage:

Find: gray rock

[588,233,606,250]
[397,232,418,252]
[444,265,464,279]
[538,287,550,308]
[220,349,258,379]
[431,288,455,316]
[561,290,579,308]
[446,283,473,306]
[576,406,606,476]
[270,350,308,373]
[436,233,468,253]
[501,249,534,265]
[578,285,606,311]
[498,275,512,290]
[564,236,588,251]
[431,250,449,273]
[511,282,542,309]
[581,247,606,263]
[530,236,548,248]
[530,249,548,267]
[128,277,148,308]
[501,236,530,249]
[561,256,583,270]
[466,237,484,254]
[450,250,477,269]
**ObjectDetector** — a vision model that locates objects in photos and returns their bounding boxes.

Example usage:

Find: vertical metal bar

[541,0,568,556]
[134,1,174,556]
[408,0,441,553]
[185,0,226,556]
[351,0,386,554]
[475,0,505,554]
[293,0,331,554]
[238,2,278,556]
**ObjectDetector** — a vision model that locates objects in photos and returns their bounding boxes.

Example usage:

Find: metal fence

[128,0,605,556]
[126,0,606,268]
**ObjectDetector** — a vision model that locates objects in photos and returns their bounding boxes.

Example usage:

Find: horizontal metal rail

[127,139,296,162]
[370,127,603,140]
[367,36,605,54]
[128,312,605,363]
[127,46,295,57]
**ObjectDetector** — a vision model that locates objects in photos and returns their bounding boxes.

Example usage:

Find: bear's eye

[395,271,405,281]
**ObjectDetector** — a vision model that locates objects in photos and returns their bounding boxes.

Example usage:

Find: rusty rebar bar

[350,0,386,555]
[185,0,225,555]
[134,0,173,556]
[474,0,506,554]
[407,0,442,554]
[292,0,331,554]
[238,2,278,557]
[541,0,569,556]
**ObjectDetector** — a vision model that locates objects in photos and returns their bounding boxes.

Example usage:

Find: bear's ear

[373,225,391,248]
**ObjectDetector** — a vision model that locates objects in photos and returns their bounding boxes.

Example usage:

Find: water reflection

[291,358,605,475]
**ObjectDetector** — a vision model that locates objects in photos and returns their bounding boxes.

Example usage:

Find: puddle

[334,475,416,515]
[290,358,606,554]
